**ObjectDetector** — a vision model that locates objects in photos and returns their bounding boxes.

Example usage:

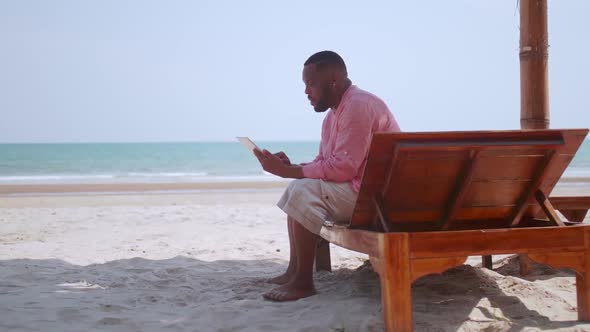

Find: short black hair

[304,50,347,74]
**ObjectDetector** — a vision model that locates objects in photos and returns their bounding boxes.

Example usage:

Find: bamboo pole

[519,0,549,275]
[519,0,549,129]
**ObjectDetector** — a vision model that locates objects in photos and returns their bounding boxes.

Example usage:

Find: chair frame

[315,129,589,331]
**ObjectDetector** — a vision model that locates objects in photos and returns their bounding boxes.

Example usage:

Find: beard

[313,101,330,113]
[312,85,332,113]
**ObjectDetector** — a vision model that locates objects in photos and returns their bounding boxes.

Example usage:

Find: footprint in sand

[58,308,89,322]
[100,304,128,313]
[95,317,127,326]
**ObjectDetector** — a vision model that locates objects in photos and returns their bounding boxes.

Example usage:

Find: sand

[1,182,590,331]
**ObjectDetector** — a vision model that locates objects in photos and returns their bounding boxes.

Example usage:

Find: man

[254,50,400,301]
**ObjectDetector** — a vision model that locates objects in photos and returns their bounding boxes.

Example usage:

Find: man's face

[302,64,332,113]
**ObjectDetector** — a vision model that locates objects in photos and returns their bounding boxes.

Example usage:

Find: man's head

[303,51,349,113]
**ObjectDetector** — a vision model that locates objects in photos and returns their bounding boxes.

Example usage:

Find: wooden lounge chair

[316,129,589,331]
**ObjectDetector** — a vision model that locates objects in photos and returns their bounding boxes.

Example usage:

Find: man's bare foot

[267,273,293,285]
[262,282,316,302]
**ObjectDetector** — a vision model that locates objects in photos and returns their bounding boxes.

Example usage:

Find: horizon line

[0,139,322,145]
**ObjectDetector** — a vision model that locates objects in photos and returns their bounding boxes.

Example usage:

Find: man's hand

[274,151,291,166]
[254,149,287,177]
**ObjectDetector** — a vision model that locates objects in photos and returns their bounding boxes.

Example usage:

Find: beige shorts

[277,179,358,235]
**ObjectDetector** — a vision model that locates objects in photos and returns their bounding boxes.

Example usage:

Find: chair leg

[315,239,331,272]
[577,251,590,321]
[577,273,590,321]
[519,254,533,275]
[380,233,413,332]
[482,255,493,269]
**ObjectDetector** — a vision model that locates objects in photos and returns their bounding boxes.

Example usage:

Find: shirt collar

[331,85,356,115]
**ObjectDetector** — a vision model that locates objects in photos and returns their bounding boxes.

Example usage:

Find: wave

[124,172,208,178]
[0,174,116,181]
[2,167,588,185]
[0,171,280,184]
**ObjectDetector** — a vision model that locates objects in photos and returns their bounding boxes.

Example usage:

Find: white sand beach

[1,182,590,331]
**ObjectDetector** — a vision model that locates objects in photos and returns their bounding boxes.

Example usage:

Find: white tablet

[236,137,261,152]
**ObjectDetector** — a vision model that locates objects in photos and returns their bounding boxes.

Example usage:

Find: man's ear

[331,69,344,84]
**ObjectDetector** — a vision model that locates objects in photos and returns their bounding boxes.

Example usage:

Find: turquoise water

[0,140,589,184]
[0,142,319,184]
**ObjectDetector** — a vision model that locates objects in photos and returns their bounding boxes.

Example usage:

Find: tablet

[236,137,261,152]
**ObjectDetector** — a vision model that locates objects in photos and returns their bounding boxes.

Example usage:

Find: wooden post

[519,0,549,275]
[576,230,590,321]
[380,233,413,331]
[519,0,549,129]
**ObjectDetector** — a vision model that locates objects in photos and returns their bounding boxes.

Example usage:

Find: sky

[0,0,588,143]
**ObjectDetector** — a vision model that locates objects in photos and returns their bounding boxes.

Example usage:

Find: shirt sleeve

[302,100,374,182]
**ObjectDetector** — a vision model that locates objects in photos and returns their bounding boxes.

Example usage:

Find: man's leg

[268,217,298,284]
[263,217,318,301]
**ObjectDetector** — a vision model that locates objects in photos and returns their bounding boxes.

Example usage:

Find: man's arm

[301,101,373,182]
[254,149,305,179]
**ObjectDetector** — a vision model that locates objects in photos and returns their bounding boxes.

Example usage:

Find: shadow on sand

[0,255,586,331]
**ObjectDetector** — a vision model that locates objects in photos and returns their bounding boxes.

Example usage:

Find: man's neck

[331,79,353,110]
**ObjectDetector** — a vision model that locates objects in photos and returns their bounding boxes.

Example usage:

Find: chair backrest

[351,129,588,232]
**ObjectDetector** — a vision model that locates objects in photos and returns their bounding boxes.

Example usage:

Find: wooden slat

[381,145,400,198]
[549,195,590,224]
[528,252,585,273]
[386,209,442,223]
[380,205,530,223]
[319,226,381,257]
[561,210,589,223]
[509,150,556,226]
[399,141,563,151]
[370,129,569,143]
[357,163,389,187]
[408,225,589,259]
[358,202,579,227]
[373,194,391,232]
[478,148,547,157]
[375,145,401,230]
[463,180,529,208]
[454,206,515,221]
[364,218,555,233]
[397,154,464,178]
[439,150,480,230]
[550,196,590,210]
[385,179,455,210]
[471,154,545,180]
[411,257,467,282]
[535,190,565,226]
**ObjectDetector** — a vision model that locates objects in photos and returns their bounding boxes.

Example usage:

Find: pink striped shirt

[302,85,401,192]
[303,85,400,192]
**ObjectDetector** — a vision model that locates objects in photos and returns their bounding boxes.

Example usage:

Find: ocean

[0,140,589,185]
[0,142,318,184]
